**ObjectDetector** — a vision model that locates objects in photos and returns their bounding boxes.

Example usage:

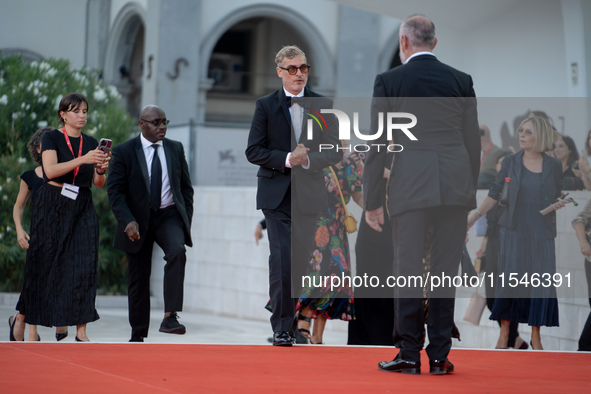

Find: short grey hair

[400,14,436,49]
[275,45,306,67]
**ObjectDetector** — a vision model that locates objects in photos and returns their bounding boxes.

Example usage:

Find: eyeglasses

[517,128,533,134]
[141,118,170,127]
[278,64,311,75]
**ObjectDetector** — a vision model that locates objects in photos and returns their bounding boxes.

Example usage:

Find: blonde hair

[275,45,306,67]
[516,116,560,152]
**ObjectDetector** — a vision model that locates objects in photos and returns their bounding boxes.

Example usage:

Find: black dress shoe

[272,331,293,347]
[130,336,144,342]
[159,312,186,335]
[429,359,454,374]
[378,356,421,375]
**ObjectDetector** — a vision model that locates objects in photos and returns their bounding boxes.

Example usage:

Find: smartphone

[98,138,112,154]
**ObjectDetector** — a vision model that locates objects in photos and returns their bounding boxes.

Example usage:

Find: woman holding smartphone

[10,93,110,342]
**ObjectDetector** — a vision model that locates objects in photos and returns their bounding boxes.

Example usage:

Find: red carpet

[1,343,589,393]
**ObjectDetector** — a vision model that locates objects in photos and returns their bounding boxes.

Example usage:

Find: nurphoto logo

[310,109,418,153]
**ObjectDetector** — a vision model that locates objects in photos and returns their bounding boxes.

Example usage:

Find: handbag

[463,290,487,326]
[329,166,357,233]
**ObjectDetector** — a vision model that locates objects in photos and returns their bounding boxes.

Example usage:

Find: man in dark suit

[364,15,480,374]
[107,105,194,342]
[245,45,341,346]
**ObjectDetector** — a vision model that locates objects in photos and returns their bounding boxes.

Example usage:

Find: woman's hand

[95,150,111,172]
[550,198,568,211]
[16,228,30,249]
[83,148,109,167]
[350,152,364,172]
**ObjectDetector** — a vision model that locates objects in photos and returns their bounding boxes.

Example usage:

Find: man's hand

[124,221,140,241]
[365,206,384,232]
[254,223,264,245]
[289,144,310,167]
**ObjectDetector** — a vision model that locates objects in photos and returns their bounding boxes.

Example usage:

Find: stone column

[334,5,380,98]
[85,0,112,73]
[143,0,202,123]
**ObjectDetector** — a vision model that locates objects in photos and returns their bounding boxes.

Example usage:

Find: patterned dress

[296,154,361,320]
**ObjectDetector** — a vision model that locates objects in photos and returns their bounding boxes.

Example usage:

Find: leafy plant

[0,54,136,293]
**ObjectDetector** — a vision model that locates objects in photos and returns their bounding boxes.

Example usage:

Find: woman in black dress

[10,127,49,341]
[13,93,110,342]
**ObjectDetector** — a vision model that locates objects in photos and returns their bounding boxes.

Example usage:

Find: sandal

[297,314,312,340]
[8,314,23,342]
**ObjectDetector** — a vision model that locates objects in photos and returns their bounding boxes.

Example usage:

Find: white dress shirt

[140,133,174,209]
[284,87,309,170]
[404,51,435,64]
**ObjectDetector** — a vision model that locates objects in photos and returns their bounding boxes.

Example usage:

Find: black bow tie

[286,96,304,107]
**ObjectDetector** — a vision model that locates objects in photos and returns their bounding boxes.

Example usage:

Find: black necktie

[286,96,304,107]
[150,144,162,211]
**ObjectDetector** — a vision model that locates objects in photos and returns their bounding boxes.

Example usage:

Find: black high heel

[75,336,82,342]
[56,329,68,341]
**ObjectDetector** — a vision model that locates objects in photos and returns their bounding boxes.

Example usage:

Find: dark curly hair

[27,127,52,165]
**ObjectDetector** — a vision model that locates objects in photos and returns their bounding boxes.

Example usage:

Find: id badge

[61,183,80,200]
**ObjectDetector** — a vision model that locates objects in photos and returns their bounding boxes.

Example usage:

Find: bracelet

[475,208,482,217]
[96,170,106,175]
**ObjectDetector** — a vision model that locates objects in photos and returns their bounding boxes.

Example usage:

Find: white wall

[461,0,568,97]
[0,0,87,67]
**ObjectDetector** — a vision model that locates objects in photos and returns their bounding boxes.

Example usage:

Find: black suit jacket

[488,150,562,239]
[107,135,194,254]
[245,87,341,214]
[364,55,481,216]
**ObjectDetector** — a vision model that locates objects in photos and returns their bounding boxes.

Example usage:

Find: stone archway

[379,27,402,73]
[198,4,335,123]
[104,3,146,118]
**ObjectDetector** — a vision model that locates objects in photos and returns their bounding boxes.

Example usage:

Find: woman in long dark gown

[348,152,395,346]
[468,116,565,350]
[12,93,110,342]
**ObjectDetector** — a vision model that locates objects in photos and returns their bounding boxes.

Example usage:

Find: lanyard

[62,127,83,183]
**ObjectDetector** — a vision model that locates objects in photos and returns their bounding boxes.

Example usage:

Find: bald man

[364,14,480,374]
[108,105,194,342]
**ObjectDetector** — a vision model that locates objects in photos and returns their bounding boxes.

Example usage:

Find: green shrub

[0,54,136,294]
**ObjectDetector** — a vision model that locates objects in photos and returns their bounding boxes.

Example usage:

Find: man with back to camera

[107,105,194,342]
[245,45,341,346]
[363,15,480,374]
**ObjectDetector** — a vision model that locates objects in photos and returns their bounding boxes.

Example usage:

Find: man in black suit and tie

[364,15,480,374]
[107,105,194,342]
[246,46,341,346]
